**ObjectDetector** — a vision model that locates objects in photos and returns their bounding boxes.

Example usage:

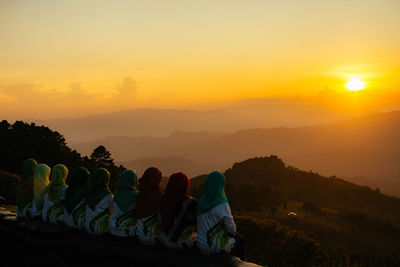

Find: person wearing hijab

[31,164,51,219]
[136,167,163,245]
[42,164,69,223]
[84,168,113,235]
[64,167,90,229]
[196,171,244,259]
[109,170,139,237]
[16,159,38,218]
[159,172,197,250]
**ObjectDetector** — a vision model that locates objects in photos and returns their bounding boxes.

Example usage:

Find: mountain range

[32,98,365,143]
[69,110,400,196]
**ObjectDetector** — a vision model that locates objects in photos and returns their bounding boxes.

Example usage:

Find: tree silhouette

[90,145,114,167]
[0,120,125,192]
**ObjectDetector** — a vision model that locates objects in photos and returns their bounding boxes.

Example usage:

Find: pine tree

[90,145,114,167]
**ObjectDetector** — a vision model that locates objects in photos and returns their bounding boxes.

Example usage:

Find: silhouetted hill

[189,156,400,265]
[222,156,400,217]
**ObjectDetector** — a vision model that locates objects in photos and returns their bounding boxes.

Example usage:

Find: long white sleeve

[221,204,236,234]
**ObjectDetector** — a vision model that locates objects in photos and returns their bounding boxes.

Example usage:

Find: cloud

[68,82,98,101]
[117,77,137,96]
[0,83,47,103]
[0,83,41,96]
[69,82,84,93]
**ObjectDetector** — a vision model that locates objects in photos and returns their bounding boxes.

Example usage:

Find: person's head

[21,158,38,180]
[50,164,68,185]
[197,171,228,214]
[117,169,138,190]
[204,171,226,200]
[140,167,162,192]
[34,164,51,183]
[69,167,90,188]
[165,172,189,197]
[91,168,110,188]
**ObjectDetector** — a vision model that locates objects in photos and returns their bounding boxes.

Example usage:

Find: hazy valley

[61,110,400,196]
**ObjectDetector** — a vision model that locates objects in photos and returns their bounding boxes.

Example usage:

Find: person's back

[16,159,37,218]
[136,167,163,246]
[84,168,113,235]
[42,164,68,223]
[159,172,197,250]
[109,170,139,237]
[64,167,90,229]
[31,164,51,219]
[85,194,113,234]
[196,171,244,259]
[197,202,236,254]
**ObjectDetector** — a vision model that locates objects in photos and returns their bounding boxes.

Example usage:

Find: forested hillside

[190,156,400,265]
[0,120,125,191]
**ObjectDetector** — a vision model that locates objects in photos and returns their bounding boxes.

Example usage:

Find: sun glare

[345,78,366,91]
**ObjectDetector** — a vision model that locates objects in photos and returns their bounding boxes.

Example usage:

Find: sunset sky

[1,0,399,120]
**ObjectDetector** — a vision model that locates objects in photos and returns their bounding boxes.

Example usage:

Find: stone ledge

[0,208,261,267]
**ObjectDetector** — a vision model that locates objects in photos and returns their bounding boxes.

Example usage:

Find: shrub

[235,215,325,266]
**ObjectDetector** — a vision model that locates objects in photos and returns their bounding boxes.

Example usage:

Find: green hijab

[16,159,38,210]
[114,170,139,212]
[65,167,90,213]
[33,164,51,208]
[197,171,228,214]
[85,168,111,210]
[47,164,68,203]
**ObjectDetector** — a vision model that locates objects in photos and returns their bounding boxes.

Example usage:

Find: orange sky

[1,0,399,120]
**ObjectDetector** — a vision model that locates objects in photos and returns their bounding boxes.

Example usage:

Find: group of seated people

[15,158,244,259]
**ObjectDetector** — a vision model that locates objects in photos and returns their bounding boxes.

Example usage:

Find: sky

[1,0,399,120]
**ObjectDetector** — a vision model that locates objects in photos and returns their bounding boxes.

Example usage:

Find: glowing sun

[345,78,366,91]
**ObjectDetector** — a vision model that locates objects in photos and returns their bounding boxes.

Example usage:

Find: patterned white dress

[108,202,137,237]
[42,186,68,224]
[196,203,236,254]
[64,199,86,230]
[136,211,162,245]
[84,194,113,235]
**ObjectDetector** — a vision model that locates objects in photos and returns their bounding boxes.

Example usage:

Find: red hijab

[136,167,163,219]
[160,172,189,233]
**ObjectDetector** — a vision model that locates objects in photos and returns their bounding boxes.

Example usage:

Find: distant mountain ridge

[36,108,248,142]
[73,111,400,196]
[32,101,363,143]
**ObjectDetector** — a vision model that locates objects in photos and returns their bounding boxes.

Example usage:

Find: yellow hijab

[33,164,51,209]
